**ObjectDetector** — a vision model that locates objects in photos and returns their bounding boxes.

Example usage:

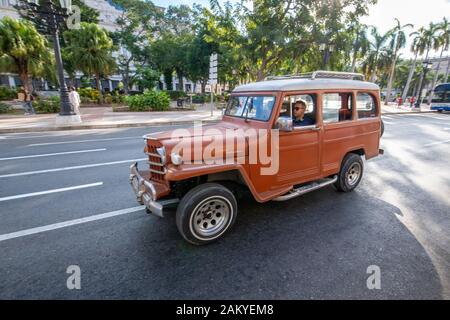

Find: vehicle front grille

[145,141,166,182]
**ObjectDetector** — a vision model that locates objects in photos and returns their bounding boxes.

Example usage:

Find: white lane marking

[0,158,147,178]
[27,136,142,147]
[424,139,450,147]
[0,206,145,243]
[0,148,106,161]
[0,182,103,202]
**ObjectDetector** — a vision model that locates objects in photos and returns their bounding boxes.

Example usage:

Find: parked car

[130,71,384,245]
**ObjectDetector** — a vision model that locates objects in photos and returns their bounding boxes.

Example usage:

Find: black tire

[334,153,364,193]
[438,110,443,113]
[176,183,237,245]
[380,119,385,137]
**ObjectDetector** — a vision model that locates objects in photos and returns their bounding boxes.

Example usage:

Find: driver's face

[294,103,306,118]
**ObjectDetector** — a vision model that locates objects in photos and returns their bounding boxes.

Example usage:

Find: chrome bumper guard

[129,162,179,218]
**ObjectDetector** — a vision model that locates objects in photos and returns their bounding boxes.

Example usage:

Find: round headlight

[171,152,183,165]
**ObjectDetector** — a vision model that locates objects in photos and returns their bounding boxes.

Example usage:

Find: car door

[271,92,321,187]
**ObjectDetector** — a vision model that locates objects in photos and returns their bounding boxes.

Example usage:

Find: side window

[322,93,353,123]
[356,93,377,119]
[281,94,317,127]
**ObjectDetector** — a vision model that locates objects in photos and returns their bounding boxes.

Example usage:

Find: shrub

[32,96,60,114]
[0,102,12,113]
[125,90,170,112]
[103,93,113,104]
[166,90,187,101]
[78,87,100,102]
[191,93,220,104]
[0,86,17,101]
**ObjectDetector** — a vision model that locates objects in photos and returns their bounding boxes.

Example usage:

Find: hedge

[125,90,170,111]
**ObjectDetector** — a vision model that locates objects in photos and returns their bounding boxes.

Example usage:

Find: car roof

[233,78,380,93]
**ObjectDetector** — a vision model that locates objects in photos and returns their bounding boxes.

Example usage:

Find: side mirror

[274,116,293,132]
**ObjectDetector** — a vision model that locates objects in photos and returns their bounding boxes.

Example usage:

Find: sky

[152,0,450,59]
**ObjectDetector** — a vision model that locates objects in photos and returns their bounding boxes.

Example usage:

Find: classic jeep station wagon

[130,71,384,245]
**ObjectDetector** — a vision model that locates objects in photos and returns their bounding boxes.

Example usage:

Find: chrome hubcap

[192,197,231,238]
[346,162,361,186]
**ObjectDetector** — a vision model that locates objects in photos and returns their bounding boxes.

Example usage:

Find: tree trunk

[201,80,206,94]
[416,50,430,103]
[177,71,184,92]
[385,39,401,105]
[427,47,445,105]
[19,70,32,95]
[95,73,101,92]
[402,52,418,101]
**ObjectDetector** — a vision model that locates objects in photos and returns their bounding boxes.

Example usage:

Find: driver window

[280,94,316,127]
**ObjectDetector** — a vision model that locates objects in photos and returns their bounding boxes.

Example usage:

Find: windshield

[225,95,276,121]
[432,84,450,103]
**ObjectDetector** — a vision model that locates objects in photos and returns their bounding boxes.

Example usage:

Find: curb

[382,110,436,115]
[0,119,222,134]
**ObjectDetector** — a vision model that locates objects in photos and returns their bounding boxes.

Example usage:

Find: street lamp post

[16,0,78,121]
[415,61,433,109]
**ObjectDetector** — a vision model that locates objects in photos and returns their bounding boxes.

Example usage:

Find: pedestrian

[398,96,403,107]
[17,87,35,115]
[410,96,415,108]
[69,86,81,115]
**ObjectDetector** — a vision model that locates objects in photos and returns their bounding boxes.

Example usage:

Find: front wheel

[176,183,237,245]
[334,153,364,193]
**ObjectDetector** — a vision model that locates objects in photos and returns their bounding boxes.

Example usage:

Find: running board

[273,176,338,202]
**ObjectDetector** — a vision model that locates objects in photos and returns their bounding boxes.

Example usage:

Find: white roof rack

[266,71,365,82]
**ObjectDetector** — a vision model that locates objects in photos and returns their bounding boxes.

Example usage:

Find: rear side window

[356,93,377,119]
[322,93,353,123]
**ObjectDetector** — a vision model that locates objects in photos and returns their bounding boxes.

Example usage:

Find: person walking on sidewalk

[410,96,415,108]
[17,87,35,115]
[69,86,81,115]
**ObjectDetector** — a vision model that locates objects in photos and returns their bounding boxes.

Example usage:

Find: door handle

[311,126,321,131]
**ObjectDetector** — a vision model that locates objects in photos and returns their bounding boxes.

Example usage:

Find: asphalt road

[0,113,449,299]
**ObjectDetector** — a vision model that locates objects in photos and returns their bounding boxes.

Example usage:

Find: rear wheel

[176,183,237,245]
[334,153,364,193]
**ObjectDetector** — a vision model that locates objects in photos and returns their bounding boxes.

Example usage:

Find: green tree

[427,18,450,104]
[73,0,100,24]
[362,27,390,82]
[414,23,439,101]
[63,22,116,93]
[402,31,422,100]
[384,19,413,105]
[0,17,54,94]
[110,0,162,93]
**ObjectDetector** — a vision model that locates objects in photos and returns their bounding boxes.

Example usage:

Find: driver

[293,99,314,126]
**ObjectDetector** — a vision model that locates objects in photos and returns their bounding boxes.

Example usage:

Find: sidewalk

[0,102,437,134]
[0,104,223,133]
[381,102,434,114]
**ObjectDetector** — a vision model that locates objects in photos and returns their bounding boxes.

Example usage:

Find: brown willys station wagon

[130,71,384,245]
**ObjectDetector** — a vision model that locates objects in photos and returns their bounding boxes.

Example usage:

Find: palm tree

[402,31,421,100]
[363,27,390,82]
[427,18,450,104]
[384,19,413,105]
[63,22,115,94]
[0,17,53,95]
[348,22,370,73]
[414,23,439,105]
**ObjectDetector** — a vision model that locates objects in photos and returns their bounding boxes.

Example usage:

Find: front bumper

[129,162,178,218]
